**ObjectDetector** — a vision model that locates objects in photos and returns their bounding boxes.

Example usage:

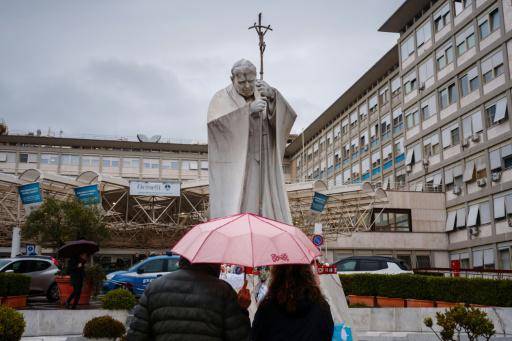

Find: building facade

[287,0,512,270]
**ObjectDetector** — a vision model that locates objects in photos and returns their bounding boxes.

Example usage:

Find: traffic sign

[312,234,324,247]
[26,244,36,256]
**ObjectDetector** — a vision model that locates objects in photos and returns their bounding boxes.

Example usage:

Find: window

[138,259,164,274]
[60,154,79,166]
[455,24,475,56]
[161,160,179,170]
[473,249,495,270]
[339,121,346,136]
[478,8,501,40]
[352,163,360,180]
[439,83,458,109]
[336,260,356,272]
[405,143,422,166]
[358,260,386,271]
[360,130,369,151]
[383,144,393,163]
[423,133,440,157]
[123,158,140,169]
[416,20,432,48]
[442,123,460,148]
[462,111,483,140]
[19,153,38,164]
[436,42,454,71]
[418,57,434,84]
[392,108,403,133]
[372,209,412,232]
[380,115,391,139]
[416,255,431,269]
[403,70,417,95]
[349,110,358,128]
[201,161,208,170]
[485,97,508,127]
[143,158,159,169]
[394,138,404,156]
[369,95,378,113]
[391,77,401,96]
[481,50,504,84]
[434,3,451,32]
[445,164,464,192]
[405,109,420,129]
[359,103,368,121]
[421,94,437,120]
[379,86,389,106]
[401,34,415,61]
[362,157,370,176]
[343,168,351,183]
[371,151,381,169]
[103,157,120,168]
[454,0,472,16]
[40,154,59,165]
[82,156,100,167]
[490,144,512,173]
[459,66,479,97]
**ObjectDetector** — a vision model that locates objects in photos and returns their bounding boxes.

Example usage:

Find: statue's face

[232,72,256,98]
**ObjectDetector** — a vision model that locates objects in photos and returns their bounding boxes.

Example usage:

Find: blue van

[103,255,180,296]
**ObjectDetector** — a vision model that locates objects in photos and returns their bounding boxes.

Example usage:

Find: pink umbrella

[172,213,321,267]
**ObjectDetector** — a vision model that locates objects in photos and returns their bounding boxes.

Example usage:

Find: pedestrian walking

[127,257,251,340]
[65,252,87,309]
[251,264,334,341]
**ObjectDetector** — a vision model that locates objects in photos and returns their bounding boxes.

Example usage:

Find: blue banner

[311,192,328,213]
[18,182,42,205]
[74,184,100,205]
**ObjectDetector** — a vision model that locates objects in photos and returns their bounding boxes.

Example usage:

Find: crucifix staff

[249,13,272,216]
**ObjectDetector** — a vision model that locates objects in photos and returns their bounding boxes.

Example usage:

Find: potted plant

[23,197,110,306]
[57,264,105,306]
[0,273,30,309]
[0,305,26,341]
[101,289,137,311]
[82,315,126,340]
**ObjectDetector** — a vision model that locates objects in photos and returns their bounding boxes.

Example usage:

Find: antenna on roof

[137,134,162,143]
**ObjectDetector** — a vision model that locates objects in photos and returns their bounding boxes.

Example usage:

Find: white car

[335,256,413,275]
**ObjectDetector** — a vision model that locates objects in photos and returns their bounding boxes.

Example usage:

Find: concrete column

[10,226,21,257]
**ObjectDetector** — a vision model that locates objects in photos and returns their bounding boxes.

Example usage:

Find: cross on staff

[249,13,272,80]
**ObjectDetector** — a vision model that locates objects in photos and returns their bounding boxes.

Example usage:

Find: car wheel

[46,283,59,302]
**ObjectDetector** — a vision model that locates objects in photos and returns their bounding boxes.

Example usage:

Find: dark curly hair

[261,264,328,314]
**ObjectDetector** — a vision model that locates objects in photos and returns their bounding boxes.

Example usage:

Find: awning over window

[453,165,463,178]
[405,149,414,166]
[467,204,479,227]
[484,249,494,266]
[473,250,483,267]
[445,168,454,185]
[456,208,466,228]
[463,161,475,182]
[433,173,443,186]
[446,211,456,232]
[490,150,501,170]
[494,98,508,123]
[494,196,505,219]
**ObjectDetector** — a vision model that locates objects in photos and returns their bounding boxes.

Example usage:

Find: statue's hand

[256,80,275,101]
[250,98,267,114]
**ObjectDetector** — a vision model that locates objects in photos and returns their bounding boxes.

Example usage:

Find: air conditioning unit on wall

[491,172,502,182]
[477,178,487,187]
[453,186,462,195]
[471,133,480,142]
[462,139,470,148]
[406,164,412,173]
[469,226,480,237]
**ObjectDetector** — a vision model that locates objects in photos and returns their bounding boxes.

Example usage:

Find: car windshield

[0,259,11,269]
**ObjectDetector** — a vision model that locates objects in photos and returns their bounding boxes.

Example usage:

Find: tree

[23,197,110,248]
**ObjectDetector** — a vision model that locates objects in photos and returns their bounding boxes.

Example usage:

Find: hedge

[339,274,512,307]
[0,273,31,297]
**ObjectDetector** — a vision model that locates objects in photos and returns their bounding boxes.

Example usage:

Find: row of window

[0,153,209,171]
[401,0,500,64]
[446,191,512,232]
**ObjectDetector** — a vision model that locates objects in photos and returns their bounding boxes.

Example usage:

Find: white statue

[207,59,296,222]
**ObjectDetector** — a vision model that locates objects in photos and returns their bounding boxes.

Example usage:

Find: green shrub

[102,289,137,310]
[0,305,26,341]
[0,273,31,297]
[83,315,126,339]
[339,274,512,307]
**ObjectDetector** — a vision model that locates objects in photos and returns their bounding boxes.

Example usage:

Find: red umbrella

[57,240,99,258]
[172,213,320,267]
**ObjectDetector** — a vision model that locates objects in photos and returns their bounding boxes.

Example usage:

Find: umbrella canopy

[172,213,321,267]
[57,240,99,258]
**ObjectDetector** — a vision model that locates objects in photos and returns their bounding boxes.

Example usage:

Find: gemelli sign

[129,181,180,197]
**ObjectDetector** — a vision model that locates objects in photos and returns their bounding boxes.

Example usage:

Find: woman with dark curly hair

[251,264,334,341]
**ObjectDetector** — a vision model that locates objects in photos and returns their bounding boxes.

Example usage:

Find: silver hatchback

[0,256,60,302]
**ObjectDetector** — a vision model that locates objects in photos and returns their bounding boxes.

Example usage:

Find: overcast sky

[0,1,403,142]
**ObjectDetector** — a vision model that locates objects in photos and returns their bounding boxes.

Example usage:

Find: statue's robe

[207,84,295,222]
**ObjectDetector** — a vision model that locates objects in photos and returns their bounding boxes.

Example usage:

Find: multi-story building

[286,0,512,270]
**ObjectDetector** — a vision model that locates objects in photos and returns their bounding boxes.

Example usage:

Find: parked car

[334,256,412,275]
[0,255,61,301]
[103,255,180,296]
